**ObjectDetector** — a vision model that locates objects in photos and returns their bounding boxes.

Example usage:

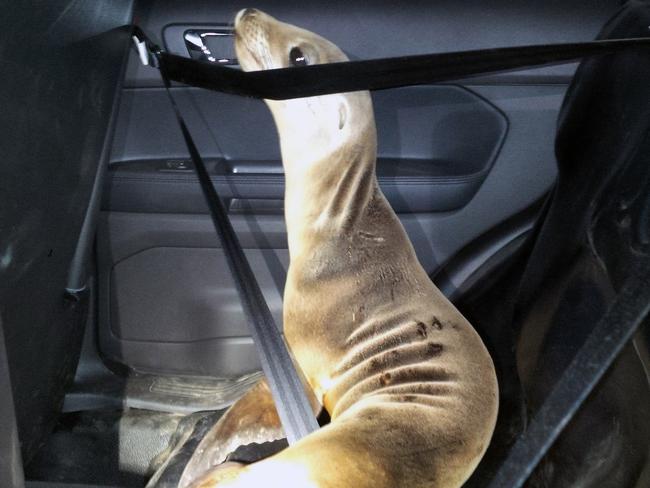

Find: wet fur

[185,9,498,488]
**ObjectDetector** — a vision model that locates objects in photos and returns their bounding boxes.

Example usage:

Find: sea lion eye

[289,47,308,66]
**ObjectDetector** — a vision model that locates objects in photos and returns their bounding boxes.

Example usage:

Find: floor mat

[64,371,264,415]
[25,409,222,487]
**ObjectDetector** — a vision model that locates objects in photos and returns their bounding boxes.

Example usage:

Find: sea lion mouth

[234,8,273,71]
[234,7,257,26]
[232,9,372,165]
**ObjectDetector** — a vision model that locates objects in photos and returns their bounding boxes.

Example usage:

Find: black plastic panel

[104,247,285,376]
[105,156,496,215]
[112,247,286,342]
[0,0,133,462]
[98,210,288,376]
[107,85,507,214]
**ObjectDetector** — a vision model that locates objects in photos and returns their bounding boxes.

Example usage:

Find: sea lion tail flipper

[185,402,491,488]
[180,378,322,487]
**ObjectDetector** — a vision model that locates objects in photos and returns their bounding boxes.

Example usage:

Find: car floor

[24,409,204,487]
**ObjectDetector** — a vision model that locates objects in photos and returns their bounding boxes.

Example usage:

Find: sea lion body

[186,9,498,488]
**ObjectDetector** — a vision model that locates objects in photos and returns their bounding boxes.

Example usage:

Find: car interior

[1,1,649,487]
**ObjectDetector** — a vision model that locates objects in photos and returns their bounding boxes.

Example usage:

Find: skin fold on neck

[269,91,379,261]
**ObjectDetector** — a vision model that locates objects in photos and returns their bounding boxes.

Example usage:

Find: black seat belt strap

[136,35,320,444]
[143,34,650,100]
[487,265,650,488]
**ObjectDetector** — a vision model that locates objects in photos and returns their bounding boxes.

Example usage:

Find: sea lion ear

[338,101,347,130]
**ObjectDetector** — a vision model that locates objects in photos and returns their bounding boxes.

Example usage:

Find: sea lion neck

[281,118,378,260]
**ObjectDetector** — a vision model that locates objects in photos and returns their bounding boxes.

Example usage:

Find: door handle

[184,28,237,65]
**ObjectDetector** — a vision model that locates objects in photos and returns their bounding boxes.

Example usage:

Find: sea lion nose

[235,8,258,27]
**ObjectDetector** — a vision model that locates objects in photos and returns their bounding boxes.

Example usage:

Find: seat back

[514,2,650,484]
[464,1,650,485]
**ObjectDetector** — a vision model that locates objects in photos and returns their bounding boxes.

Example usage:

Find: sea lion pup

[185,8,498,488]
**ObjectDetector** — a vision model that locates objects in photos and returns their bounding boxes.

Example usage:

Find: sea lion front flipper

[189,462,247,488]
[179,379,282,487]
[179,378,322,488]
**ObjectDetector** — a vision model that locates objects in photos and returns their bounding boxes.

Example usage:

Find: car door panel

[106,85,507,214]
[98,0,621,376]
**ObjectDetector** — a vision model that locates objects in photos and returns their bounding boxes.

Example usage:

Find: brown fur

[185,9,498,487]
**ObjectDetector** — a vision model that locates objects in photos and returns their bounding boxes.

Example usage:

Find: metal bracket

[131,27,160,68]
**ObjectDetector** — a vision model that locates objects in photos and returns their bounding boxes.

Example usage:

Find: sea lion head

[234,8,375,170]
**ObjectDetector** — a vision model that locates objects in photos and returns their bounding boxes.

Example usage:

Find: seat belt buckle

[132,26,161,68]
